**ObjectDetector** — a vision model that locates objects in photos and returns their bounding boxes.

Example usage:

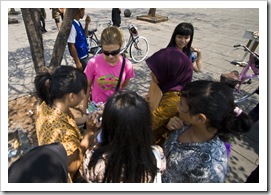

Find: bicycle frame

[88,29,99,44]
[94,25,140,55]
[234,44,259,92]
[92,23,149,62]
[232,44,259,103]
[120,33,139,53]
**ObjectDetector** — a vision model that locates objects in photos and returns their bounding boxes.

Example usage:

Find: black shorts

[54,18,60,23]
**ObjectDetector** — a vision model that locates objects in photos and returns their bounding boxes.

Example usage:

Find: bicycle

[220,44,259,104]
[87,20,123,57]
[87,28,100,57]
[93,24,149,63]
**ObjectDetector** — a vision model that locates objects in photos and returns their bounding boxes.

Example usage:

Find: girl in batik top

[163,80,252,183]
[35,65,95,182]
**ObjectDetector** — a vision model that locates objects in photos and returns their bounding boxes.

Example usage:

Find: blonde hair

[100,26,123,47]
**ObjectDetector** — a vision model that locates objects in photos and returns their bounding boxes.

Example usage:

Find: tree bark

[21,8,47,74]
[148,8,156,17]
[21,8,79,74]
[48,8,78,73]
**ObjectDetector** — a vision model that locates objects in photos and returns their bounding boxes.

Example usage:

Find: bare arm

[67,132,93,177]
[82,79,93,114]
[68,43,83,70]
[191,47,202,72]
[67,112,100,178]
[122,79,130,89]
[85,15,91,37]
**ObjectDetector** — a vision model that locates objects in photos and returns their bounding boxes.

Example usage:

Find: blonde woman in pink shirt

[82,26,134,111]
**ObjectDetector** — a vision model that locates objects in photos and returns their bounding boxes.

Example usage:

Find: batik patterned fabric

[151,91,180,146]
[162,125,228,183]
[36,101,82,156]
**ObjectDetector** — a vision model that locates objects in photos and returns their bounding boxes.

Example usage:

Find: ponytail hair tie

[234,107,242,117]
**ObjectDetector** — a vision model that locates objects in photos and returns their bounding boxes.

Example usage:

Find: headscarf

[8,142,68,183]
[146,47,193,93]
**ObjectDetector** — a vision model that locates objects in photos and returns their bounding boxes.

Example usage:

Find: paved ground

[7,8,261,183]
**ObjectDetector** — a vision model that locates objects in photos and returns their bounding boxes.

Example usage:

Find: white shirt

[67,19,81,43]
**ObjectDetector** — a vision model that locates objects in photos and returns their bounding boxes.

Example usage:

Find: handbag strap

[115,54,126,92]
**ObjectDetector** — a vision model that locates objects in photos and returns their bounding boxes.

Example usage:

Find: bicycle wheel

[129,36,149,63]
[233,76,259,104]
[93,47,102,56]
[88,38,98,54]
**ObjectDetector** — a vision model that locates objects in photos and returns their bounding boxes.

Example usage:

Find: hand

[191,47,201,54]
[166,116,184,130]
[85,15,91,25]
[86,111,102,133]
[75,61,83,71]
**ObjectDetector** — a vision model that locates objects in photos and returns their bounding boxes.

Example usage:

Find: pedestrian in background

[39,8,47,33]
[112,8,121,27]
[59,8,65,20]
[50,8,62,30]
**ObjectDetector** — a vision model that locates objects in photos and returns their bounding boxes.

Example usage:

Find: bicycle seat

[88,29,97,35]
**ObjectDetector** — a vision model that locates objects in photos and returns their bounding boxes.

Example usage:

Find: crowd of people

[8,8,258,184]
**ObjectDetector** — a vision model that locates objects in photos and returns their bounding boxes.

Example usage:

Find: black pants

[80,56,90,71]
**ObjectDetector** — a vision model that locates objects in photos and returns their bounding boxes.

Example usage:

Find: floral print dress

[162,125,228,183]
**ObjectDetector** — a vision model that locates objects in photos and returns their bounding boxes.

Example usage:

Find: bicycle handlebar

[233,44,259,60]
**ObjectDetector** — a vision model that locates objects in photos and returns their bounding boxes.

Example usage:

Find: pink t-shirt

[84,54,135,103]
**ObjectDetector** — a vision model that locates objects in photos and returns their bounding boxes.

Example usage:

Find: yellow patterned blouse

[152,91,180,144]
[36,101,82,156]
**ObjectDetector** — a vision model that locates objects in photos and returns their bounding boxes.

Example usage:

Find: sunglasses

[102,48,121,56]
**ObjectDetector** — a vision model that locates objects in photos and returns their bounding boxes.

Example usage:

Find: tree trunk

[21,8,78,74]
[21,8,47,74]
[48,8,78,73]
[148,8,156,17]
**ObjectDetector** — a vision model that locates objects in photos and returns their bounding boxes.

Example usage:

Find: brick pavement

[7,8,263,184]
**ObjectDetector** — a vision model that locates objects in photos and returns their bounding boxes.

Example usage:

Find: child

[163,80,252,183]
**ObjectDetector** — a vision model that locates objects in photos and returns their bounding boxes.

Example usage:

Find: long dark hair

[180,80,252,139]
[88,90,157,182]
[34,65,88,106]
[167,22,194,56]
